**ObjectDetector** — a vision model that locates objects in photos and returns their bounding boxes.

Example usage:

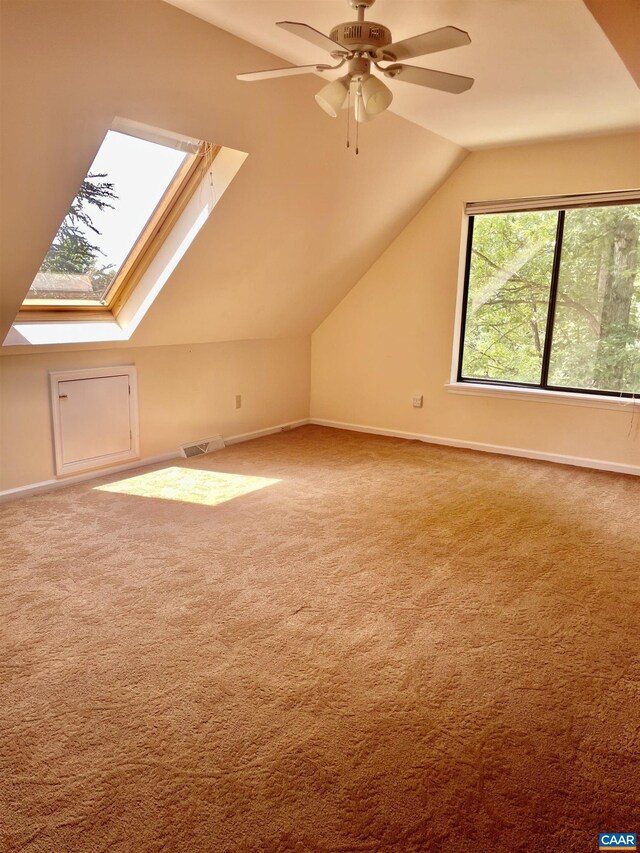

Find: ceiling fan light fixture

[360,73,393,115]
[315,75,351,117]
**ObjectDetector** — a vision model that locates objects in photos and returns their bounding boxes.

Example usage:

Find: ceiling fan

[237,0,474,125]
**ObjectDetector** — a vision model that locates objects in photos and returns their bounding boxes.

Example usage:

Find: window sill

[5,320,128,346]
[445,382,638,412]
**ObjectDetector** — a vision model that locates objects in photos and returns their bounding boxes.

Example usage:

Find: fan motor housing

[330,20,392,53]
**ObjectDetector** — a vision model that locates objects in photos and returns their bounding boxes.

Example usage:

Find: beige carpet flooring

[1,425,639,852]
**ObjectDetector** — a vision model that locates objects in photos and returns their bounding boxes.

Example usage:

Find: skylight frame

[18,129,220,322]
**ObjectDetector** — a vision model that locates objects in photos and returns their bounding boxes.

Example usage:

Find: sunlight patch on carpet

[95,467,280,506]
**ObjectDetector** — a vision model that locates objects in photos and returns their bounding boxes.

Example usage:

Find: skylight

[6,119,248,347]
[22,126,203,310]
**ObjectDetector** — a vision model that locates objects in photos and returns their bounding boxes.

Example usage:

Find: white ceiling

[163,0,640,149]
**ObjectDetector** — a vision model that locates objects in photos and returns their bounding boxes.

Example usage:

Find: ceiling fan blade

[237,64,332,82]
[383,63,474,94]
[277,21,347,53]
[379,26,470,62]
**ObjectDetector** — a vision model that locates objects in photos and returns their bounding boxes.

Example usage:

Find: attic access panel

[49,366,139,476]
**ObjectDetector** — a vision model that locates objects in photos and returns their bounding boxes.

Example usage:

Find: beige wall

[0,337,310,492]
[311,132,640,470]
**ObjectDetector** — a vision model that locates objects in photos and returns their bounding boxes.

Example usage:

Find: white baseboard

[0,419,311,503]
[224,419,310,446]
[5,416,633,501]
[310,418,640,477]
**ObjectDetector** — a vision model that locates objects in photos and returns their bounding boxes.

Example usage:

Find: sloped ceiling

[0,0,465,350]
[583,0,640,87]
[164,0,640,148]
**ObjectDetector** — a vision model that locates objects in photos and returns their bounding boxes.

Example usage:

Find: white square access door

[50,366,139,476]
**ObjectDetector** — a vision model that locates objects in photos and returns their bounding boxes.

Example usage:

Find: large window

[458,196,640,397]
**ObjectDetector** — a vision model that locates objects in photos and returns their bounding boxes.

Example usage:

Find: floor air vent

[180,435,225,458]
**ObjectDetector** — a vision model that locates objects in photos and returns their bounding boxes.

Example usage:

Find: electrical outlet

[412,394,423,408]
[235,394,242,409]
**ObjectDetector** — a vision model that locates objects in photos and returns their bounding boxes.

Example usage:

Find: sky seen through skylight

[27,130,188,301]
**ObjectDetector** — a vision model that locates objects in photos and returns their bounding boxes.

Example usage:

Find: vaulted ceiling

[0,0,638,352]
[0,0,465,350]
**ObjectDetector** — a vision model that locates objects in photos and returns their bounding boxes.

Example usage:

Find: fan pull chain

[355,85,362,155]
[346,85,351,149]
